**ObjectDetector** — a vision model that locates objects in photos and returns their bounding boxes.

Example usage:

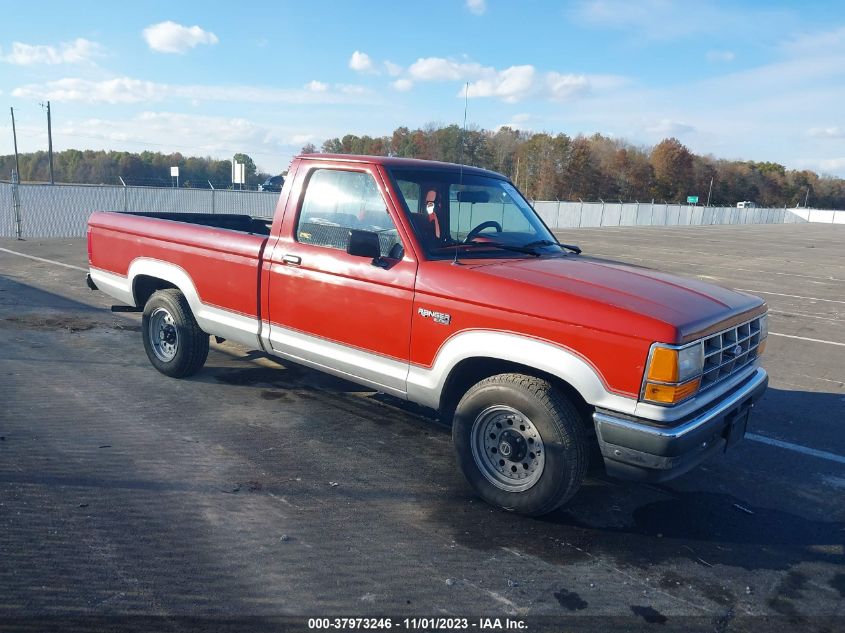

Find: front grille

[701,316,763,388]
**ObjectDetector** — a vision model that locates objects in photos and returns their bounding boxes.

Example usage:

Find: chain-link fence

[2,181,843,239]
[530,200,825,228]
[0,182,278,238]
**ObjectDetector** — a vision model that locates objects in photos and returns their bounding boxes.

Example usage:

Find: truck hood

[473,255,765,343]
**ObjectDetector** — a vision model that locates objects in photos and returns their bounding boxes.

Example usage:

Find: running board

[111,305,143,313]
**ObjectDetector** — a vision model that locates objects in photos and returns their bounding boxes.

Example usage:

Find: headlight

[642,342,704,405]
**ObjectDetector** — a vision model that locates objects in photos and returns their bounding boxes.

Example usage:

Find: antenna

[453,82,469,266]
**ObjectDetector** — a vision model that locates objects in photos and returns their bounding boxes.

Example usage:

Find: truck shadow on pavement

[195,347,845,577]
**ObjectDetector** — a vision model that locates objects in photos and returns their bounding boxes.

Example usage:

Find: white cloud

[13,77,160,104]
[408,57,484,81]
[338,84,368,95]
[466,65,536,103]
[384,61,403,76]
[818,158,845,171]
[645,119,695,136]
[572,0,792,42]
[49,111,333,174]
[291,133,316,145]
[12,76,375,105]
[349,50,374,72]
[466,0,487,15]
[512,113,531,123]
[545,72,590,100]
[142,21,218,54]
[305,80,329,92]
[0,38,102,65]
[706,50,736,63]
[807,127,845,139]
[58,111,292,168]
[392,79,413,92]
[403,56,619,103]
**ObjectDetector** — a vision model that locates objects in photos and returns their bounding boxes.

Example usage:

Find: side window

[297,169,402,257]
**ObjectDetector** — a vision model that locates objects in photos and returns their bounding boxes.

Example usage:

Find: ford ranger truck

[86,154,769,516]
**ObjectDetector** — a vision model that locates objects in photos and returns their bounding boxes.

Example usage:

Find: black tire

[141,289,209,378]
[452,373,588,516]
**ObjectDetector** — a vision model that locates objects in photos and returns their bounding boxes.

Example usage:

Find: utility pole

[803,186,810,209]
[10,107,21,180]
[706,177,713,207]
[39,101,55,184]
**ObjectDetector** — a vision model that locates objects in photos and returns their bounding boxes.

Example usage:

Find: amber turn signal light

[643,378,701,404]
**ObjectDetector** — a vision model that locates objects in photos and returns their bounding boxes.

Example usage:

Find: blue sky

[1,0,844,177]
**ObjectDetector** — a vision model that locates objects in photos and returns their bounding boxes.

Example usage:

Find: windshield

[388,168,561,259]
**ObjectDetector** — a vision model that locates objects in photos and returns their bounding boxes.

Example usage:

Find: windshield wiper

[462,240,543,257]
[521,239,581,254]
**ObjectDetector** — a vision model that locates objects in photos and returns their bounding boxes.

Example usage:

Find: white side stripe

[746,433,845,465]
[769,332,845,347]
[0,247,87,272]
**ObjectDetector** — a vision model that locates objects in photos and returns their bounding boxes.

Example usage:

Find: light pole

[9,107,20,180]
[39,101,55,184]
[803,186,810,209]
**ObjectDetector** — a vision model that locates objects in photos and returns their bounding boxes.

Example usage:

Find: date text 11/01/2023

[307,617,527,630]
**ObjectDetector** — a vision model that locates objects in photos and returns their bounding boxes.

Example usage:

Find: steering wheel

[463,220,503,243]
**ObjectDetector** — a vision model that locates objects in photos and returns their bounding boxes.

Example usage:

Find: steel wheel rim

[149,307,178,362]
[470,405,545,492]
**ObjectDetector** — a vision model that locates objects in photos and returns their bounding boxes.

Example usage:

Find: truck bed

[124,212,272,236]
[87,211,270,348]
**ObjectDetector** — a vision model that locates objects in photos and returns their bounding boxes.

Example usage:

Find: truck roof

[297,153,507,180]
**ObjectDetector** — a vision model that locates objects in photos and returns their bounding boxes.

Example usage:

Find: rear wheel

[452,373,588,516]
[141,289,209,378]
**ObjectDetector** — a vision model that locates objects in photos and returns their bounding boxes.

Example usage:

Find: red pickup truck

[87,154,769,515]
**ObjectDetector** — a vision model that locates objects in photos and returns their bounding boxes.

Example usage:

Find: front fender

[406,330,638,415]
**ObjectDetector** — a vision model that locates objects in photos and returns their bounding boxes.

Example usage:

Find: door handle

[282,254,301,265]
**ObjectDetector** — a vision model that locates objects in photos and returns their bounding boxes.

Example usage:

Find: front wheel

[452,373,588,516]
[141,289,209,378]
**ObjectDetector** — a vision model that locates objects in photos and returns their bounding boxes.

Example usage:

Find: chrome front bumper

[593,367,768,481]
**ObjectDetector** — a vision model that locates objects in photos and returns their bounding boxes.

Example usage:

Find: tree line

[315,125,845,209]
[0,149,272,189]
[3,126,843,208]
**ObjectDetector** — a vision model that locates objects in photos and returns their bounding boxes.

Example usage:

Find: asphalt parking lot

[1,223,843,632]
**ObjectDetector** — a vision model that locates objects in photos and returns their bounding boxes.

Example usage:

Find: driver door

[264,164,417,396]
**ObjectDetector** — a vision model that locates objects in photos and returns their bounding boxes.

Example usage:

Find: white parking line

[769,332,845,347]
[587,251,845,282]
[746,433,845,466]
[734,289,845,305]
[0,247,87,272]
[769,310,841,323]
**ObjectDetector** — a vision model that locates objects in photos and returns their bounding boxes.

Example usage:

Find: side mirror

[347,229,382,260]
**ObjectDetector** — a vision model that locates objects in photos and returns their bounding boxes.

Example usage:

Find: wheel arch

[438,357,592,428]
[133,274,178,307]
[127,259,200,313]
[406,330,639,419]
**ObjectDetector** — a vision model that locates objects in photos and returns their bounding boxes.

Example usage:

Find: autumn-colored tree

[564,137,601,200]
[650,138,694,202]
[3,125,845,207]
